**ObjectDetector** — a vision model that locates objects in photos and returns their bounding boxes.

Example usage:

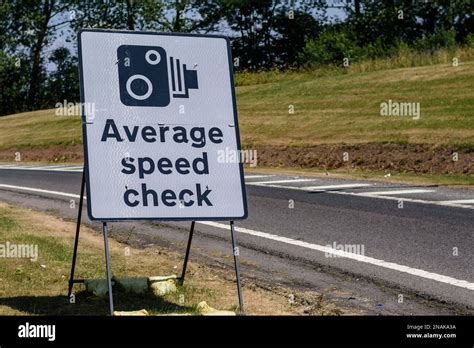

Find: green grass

[0,50,473,150]
[0,203,299,316]
[0,109,82,150]
[0,204,203,315]
[237,60,474,148]
[0,216,16,230]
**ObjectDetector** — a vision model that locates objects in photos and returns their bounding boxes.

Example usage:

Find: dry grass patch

[0,202,348,315]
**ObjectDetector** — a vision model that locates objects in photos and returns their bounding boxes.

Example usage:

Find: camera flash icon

[117,45,199,107]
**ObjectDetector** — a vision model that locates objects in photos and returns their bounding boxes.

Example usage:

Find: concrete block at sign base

[196,301,236,316]
[148,275,177,282]
[114,277,149,294]
[149,275,178,296]
[113,309,149,316]
[84,278,110,298]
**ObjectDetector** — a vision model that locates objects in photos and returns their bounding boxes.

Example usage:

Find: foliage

[0,0,473,116]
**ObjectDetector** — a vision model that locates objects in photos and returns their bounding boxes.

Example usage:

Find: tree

[216,0,324,70]
[44,47,79,107]
[272,8,322,68]
[2,1,76,110]
[69,0,222,35]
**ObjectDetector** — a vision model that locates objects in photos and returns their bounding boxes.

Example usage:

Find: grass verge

[0,202,348,315]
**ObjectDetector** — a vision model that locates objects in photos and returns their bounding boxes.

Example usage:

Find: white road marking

[302,183,372,191]
[438,199,474,204]
[332,191,474,210]
[244,175,274,179]
[254,183,373,192]
[4,165,48,170]
[0,165,83,172]
[0,166,27,169]
[246,180,473,210]
[0,183,473,290]
[199,221,474,291]
[38,165,72,169]
[0,184,84,199]
[248,178,318,185]
[358,189,436,196]
[50,166,83,171]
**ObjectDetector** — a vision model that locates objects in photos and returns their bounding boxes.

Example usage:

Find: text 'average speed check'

[79,30,247,221]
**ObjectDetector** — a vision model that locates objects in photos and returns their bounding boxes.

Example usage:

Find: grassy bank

[0,51,472,181]
[236,60,474,148]
[1,55,473,151]
[0,109,82,151]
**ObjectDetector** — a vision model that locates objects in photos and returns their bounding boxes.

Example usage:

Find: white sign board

[78,29,247,221]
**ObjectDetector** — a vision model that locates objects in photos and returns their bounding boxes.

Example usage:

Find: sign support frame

[71,30,247,315]
[102,221,114,315]
[68,169,245,315]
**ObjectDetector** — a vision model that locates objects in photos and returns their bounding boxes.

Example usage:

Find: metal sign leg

[102,222,114,315]
[179,221,195,286]
[68,168,86,298]
[230,221,245,315]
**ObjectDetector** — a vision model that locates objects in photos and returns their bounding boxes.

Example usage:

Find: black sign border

[78,29,248,221]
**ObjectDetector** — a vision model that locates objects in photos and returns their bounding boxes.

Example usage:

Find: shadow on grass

[0,291,195,316]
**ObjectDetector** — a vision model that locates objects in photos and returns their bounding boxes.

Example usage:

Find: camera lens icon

[117,45,198,107]
[145,50,161,65]
[126,74,153,100]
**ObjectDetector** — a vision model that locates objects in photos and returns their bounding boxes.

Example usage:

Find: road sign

[78,29,247,221]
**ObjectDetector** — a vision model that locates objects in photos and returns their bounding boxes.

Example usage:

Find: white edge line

[359,189,436,196]
[248,183,372,192]
[301,183,373,190]
[1,184,473,290]
[438,199,474,204]
[249,178,319,185]
[244,175,274,179]
[49,167,84,171]
[0,166,75,171]
[199,221,474,291]
[0,184,83,199]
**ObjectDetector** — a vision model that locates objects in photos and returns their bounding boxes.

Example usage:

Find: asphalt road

[0,164,473,314]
